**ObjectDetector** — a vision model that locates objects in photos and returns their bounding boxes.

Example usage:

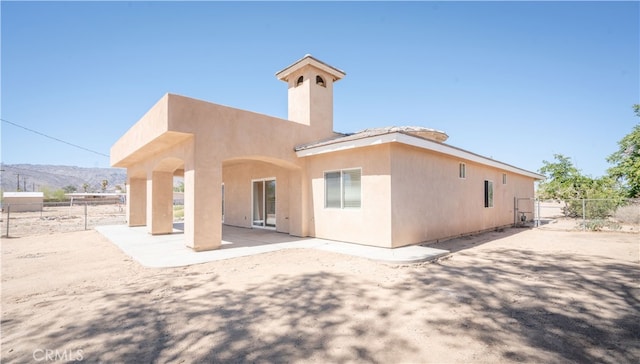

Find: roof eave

[296,132,545,180]
[275,54,346,82]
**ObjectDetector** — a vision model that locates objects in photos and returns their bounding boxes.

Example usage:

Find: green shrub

[40,187,69,202]
[564,199,620,219]
[173,205,184,220]
[580,219,621,231]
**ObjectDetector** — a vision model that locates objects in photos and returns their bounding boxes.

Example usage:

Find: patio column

[147,170,174,235]
[127,176,146,226]
[184,159,222,251]
[288,168,309,237]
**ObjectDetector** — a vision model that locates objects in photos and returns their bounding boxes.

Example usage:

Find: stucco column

[127,177,146,226]
[184,161,222,251]
[288,168,309,237]
[147,170,174,235]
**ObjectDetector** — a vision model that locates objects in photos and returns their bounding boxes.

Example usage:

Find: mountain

[0,164,127,193]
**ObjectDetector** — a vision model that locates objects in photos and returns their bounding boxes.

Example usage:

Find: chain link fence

[1,201,126,238]
[2,198,637,237]
[536,198,640,232]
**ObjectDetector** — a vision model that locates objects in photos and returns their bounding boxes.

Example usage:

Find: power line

[3,165,91,179]
[1,118,110,158]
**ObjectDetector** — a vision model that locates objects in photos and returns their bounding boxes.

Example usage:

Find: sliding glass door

[252,178,276,229]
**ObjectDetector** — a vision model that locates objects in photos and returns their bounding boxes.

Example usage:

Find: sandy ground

[1,204,126,237]
[1,227,639,363]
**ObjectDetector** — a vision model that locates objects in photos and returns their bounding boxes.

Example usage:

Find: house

[2,192,44,212]
[65,193,125,205]
[111,55,543,251]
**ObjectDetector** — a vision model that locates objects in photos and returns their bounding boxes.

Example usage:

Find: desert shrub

[580,219,621,231]
[40,186,69,202]
[563,199,619,219]
[614,204,640,224]
[173,205,184,220]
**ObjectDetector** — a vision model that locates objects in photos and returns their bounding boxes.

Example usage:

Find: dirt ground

[1,227,639,363]
[1,204,126,238]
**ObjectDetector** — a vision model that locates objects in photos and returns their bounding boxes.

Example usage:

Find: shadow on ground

[4,270,417,363]
[3,241,639,363]
[423,227,526,253]
[406,248,640,363]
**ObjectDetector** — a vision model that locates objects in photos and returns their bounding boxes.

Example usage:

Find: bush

[614,204,640,224]
[580,219,621,231]
[563,199,619,219]
[40,187,69,202]
[173,205,184,220]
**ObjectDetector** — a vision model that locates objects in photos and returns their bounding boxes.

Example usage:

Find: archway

[221,156,304,236]
[149,157,185,235]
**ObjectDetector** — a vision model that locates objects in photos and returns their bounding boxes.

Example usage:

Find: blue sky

[1,1,638,178]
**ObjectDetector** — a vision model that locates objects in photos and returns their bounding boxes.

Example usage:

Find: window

[296,76,304,87]
[459,163,466,179]
[484,180,493,208]
[325,172,341,208]
[502,173,507,184]
[316,75,326,87]
[325,169,361,208]
[342,169,361,208]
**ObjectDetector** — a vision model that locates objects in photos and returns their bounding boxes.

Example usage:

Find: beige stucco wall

[305,144,393,247]
[111,92,331,250]
[284,68,335,137]
[222,160,293,234]
[110,95,193,168]
[390,143,535,247]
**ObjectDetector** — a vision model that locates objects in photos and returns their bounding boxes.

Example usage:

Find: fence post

[84,203,88,230]
[4,204,10,238]
[582,198,586,231]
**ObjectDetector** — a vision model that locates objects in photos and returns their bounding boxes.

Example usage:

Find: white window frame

[459,162,466,179]
[324,168,362,209]
[251,177,277,230]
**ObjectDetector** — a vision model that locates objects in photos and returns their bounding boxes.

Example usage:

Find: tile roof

[294,126,448,151]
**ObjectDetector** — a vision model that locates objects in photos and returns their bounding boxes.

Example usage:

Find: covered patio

[95,224,449,268]
[111,93,316,252]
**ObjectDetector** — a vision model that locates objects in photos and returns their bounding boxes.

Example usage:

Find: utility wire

[1,118,110,158]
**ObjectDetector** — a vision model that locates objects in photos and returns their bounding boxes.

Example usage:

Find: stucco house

[111,55,543,251]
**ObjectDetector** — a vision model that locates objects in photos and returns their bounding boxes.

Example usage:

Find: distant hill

[1,164,127,193]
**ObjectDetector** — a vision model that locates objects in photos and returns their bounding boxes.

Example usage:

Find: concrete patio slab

[95,225,449,268]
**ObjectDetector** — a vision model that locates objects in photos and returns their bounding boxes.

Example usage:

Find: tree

[101,179,109,192]
[607,104,640,198]
[40,186,67,202]
[174,181,185,192]
[62,185,77,193]
[567,176,623,218]
[82,183,90,193]
[537,154,585,200]
[538,154,623,218]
